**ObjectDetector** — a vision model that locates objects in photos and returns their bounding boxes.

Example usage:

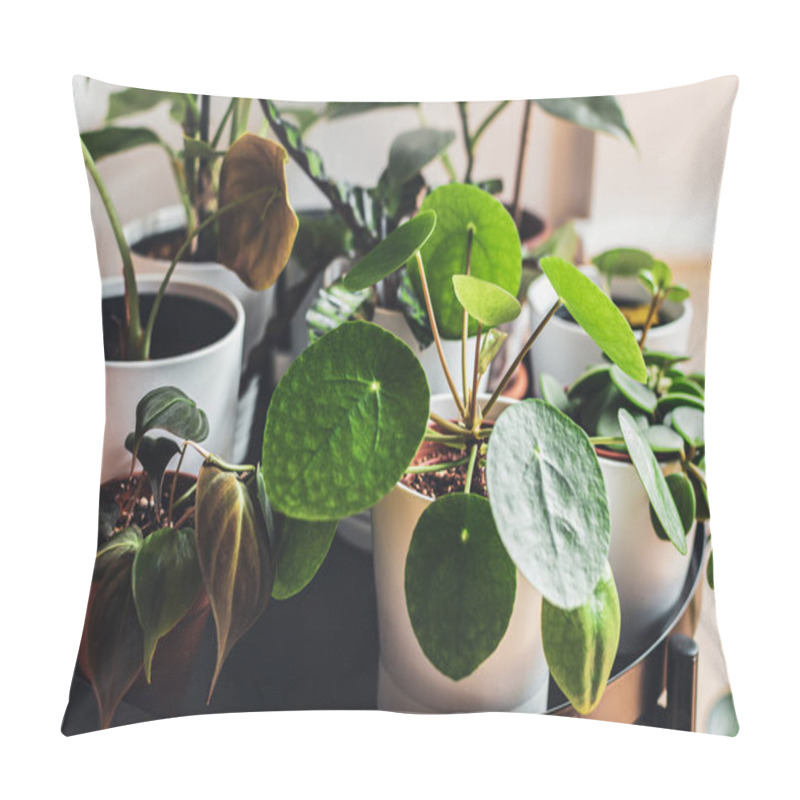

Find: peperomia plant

[82,131,298,360]
[258,183,651,714]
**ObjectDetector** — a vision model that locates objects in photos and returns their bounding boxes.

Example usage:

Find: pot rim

[393,392,516,503]
[102,275,245,368]
[594,444,683,469]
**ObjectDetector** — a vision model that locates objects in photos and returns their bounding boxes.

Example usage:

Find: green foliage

[536,96,635,144]
[272,518,338,600]
[650,473,696,543]
[452,275,522,328]
[133,387,209,452]
[306,280,372,344]
[593,248,654,278]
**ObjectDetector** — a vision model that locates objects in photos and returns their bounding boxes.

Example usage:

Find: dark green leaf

[324,101,419,119]
[195,465,273,699]
[386,128,455,187]
[272,518,338,600]
[536,96,635,145]
[306,280,372,344]
[475,178,504,195]
[567,364,611,400]
[643,351,691,369]
[668,378,704,399]
[657,392,705,414]
[181,136,224,161]
[671,406,705,448]
[263,321,430,520]
[706,550,715,590]
[415,184,522,339]
[452,275,521,327]
[540,257,647,382]
[255,468,277,552]
[542,562,620,714]
[486,400,611,608]
[124,434,180,514]
[132,526,202,682]
[342,211,436,292]
[291,211,353,273]
[134,386,209,448]
[592,247,653,278]
[609,364,657,414]
[539,374,572,415]
[98,498,120,541]
[650,473,696,545]
[81,127,164,161]
[106,88,189,123]
[689,465,710,521]
[405,493,516,680]
[398,268,434,348]
[618,409,687,555]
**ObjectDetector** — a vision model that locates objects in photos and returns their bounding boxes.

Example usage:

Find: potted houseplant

[81,130,297,480]
[528,248,693,393]
[81,88,286,459]
[541,346,709,654]
[259,186,653,716]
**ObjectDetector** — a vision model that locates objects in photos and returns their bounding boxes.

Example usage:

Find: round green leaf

[540,374,572,416]
[645,425,685,456]
[342,211,437,292]
[567,364,611,400]
[671,406,705,448]
[650,472,696,543]
[668,378,704,399]
[272,518,338,600]
[542,561,620,715]
[486,399,611,609]
[650,259,673,289]
[132,526,202,683]
[263,321,430,520]
[643,351,690,370]
[414,183,522,339]
[592,247,653,278]
[405,493,516,681]
[610,364,657,414]
[666,285,690,303]
[618,409,687,555]
[452,274,521,327]
[657,392,705,414]
[540,257,647,382]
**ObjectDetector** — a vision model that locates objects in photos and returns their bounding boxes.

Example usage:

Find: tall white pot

[102,276,244,483]
[125,206,274,460]
[527,266,693,394]
[600,453,696,656]
[371,394,549,713]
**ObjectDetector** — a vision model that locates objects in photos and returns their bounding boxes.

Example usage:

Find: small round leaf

[452,274,521,327]
[671,406,705,448]
[592,247,653,277]
[610,364,657,414]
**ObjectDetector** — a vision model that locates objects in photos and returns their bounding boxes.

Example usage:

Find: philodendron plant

[81,130,298,360]
[259,183,651,714]
[592,248,690,348]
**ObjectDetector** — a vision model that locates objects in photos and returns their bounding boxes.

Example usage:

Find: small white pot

[527,266,693,394]
[102,276,244,483]
[600,453,696,655]
[371,394,549,713]
[125,206,275,460]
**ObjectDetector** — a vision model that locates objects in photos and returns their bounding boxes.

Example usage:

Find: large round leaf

[342,211,436,292]
[263,321,430,520]
[540,257,647,382]
[272,517,338,600]
[405,493,516,681]
[486,399,611,609]
[452,274,521,327]
[542,561,620,715]
[414,184,521,339]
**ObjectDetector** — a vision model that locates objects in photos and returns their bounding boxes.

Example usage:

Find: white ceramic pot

[102,276,244,483]
[125,206,275,460]
[600,453,696,656]
[371,394,549,713]
[527,266,693,394]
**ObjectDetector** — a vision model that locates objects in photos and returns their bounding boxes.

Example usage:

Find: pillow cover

[63,76,738,735]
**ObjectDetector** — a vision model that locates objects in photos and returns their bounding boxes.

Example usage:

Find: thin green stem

[406,455,471,475]
[429,412,469,436]
[461,227,475,408]
[471,100,511,150]
[423,430,470,447]
[82,138,142,358]
[482,298,562,417]
[415,251,467,418]
[639,291,663,351]
[464,444,479,493]
[685,460,706,486]
[186,441,257,474]
[458,102,474,183]
[163,146,194,237]
[212,97,237,149]
[512,100,533,230]
[171,481,197,512]
[470,323,482,427]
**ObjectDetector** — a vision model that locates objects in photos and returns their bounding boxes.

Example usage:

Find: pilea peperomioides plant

[259,183,650,714]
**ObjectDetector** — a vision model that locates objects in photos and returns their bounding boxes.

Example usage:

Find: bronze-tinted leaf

[81,529,144,729]
[195,465,273,700]
[218,133,299,290]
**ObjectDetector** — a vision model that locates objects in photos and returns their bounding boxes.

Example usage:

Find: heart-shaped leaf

[342,211,436,292]
[218,133,299,290]
[542,561,620,715]
[133,386,209,450]
[263,321,430,520]
[405,493,516,680]
[671,406,705,448]
[386,128,455,187]
[486,399,611,609]
[650,472,695,545]
[609,364,657,414]
[536,96,635,144]
[540,257,647,382]
[272,517,338,600]
[452,275,522,327]
[414,184,522,339]
[81,127,164,161]
[195,465,273,699]
[82,529,144,729]
[132,526,202,682]
[124,434,180,514]
[618,408,687,555]
[592,247,653,278]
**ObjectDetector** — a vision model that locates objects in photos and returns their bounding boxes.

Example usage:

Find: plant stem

[173,505,196,531]
[81,139,143,358]
[685,460,707,486]
[639,291,663,351]
[461,227,475,408]
[415,251,466,417]
[470,323,482,427]
[512,100,534,231]
[471,101,512,151]
[482,298,562,417]
[423,430,470,447]
[171,481,197,512]
[429,412,469,436]
[212,97,237,149]
[464,444,479,493]
[186,441,257,474]
[167,443,188,525]
[458,102,474,183]
[406,455,472,474]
